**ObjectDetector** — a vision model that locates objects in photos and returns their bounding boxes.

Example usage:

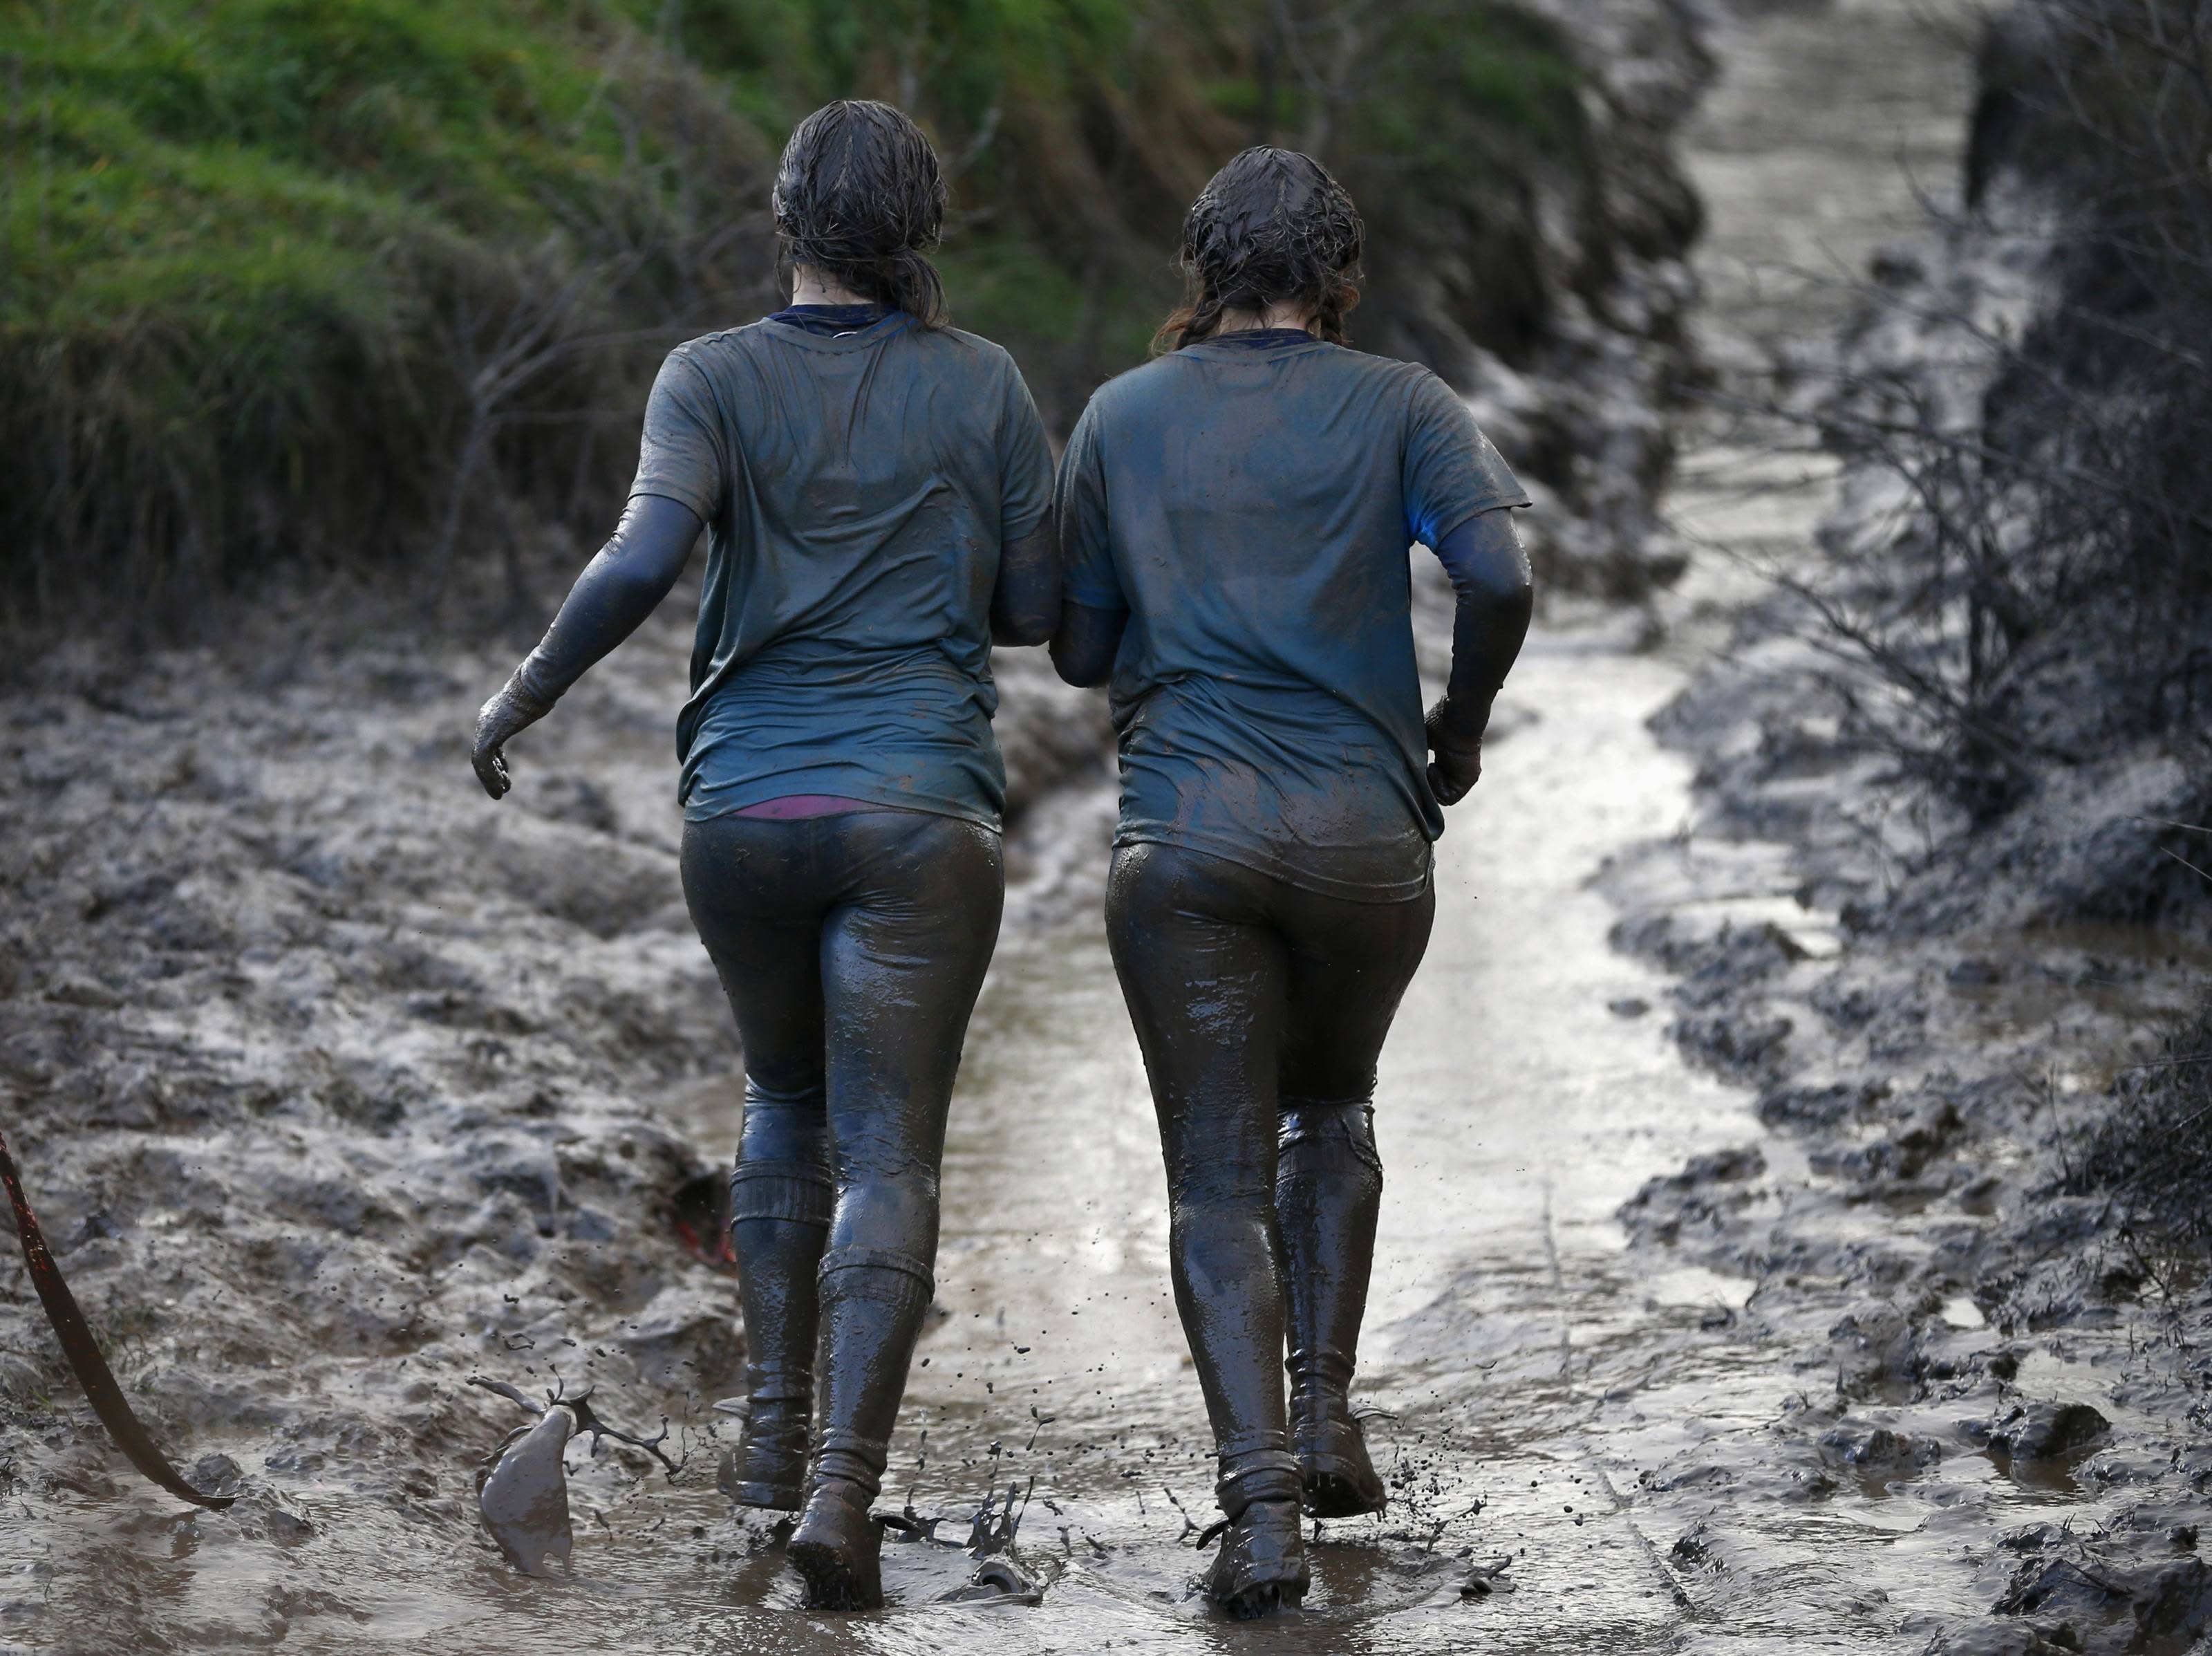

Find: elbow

[1454,564,1531,629]
[1048,636,1112,689]
[1489,563,1535,615]
[1468,551,1530,595]
[604,558,673,611]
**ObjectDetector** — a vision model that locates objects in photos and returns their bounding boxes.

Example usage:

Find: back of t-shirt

[1057,337,1527,898]
[628,313,1053,827]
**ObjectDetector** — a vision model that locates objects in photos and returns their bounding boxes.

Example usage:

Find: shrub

[2070,990,2212,1252]
[0,0,778,629]
[1793,0,2212,828]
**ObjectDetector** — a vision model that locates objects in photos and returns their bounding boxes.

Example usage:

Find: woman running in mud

[1050,147,1533,1617]
[470,100,1056,1610]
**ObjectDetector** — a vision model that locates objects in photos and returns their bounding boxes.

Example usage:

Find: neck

[789,267,873,308]
[1214,300,1318,336]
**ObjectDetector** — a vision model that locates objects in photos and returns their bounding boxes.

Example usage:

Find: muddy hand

[471,670,554,800]
[1425,707,1483,805]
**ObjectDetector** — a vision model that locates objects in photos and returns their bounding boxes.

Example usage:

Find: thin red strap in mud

[0,1128,235,1509]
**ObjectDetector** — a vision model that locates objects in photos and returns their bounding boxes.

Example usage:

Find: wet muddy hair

[773,100,950,326]
[1157,146,1364,351]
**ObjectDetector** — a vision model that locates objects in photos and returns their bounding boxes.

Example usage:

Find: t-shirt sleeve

[1055,400,1126,611]
[627,348,724,522]
[1401,369,1533,550]
[996,356,1055,544]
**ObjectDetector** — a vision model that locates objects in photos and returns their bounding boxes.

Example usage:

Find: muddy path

[0,5,1996,1652]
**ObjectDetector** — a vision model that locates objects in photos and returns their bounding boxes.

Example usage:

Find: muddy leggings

[681,809,1003,1503]
[1104,841,1434,1511]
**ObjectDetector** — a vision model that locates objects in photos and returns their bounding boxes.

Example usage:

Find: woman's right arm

[1046,400,1129,687]
[1423,507,1533,805]
[471,494,704,799]
[474,349,723,800]
[1402,371,1537,805]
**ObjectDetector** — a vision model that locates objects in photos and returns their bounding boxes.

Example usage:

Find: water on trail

[0,4,1985,1651]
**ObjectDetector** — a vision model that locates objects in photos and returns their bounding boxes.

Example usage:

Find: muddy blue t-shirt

[627,313,1054,827]
[1057,337,1529,899]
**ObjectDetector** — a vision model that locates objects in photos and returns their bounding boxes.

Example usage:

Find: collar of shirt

[767,304,893,337]
[1206,327,1323,348]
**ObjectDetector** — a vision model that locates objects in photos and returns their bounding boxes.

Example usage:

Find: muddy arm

[992,517,1060,647]
[1049,599,1127,689]
[471,493,705,799]
[1424,506,1533,804]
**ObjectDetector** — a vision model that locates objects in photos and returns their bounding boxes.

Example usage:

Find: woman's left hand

[1425,701,1485,804]
[471,671,554,800]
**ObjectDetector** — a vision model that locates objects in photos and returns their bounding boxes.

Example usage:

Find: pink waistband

[733,794,897,820]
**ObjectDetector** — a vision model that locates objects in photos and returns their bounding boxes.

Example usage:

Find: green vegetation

[0,0,1603,628]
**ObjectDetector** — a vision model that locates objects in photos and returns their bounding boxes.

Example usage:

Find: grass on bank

[0,0,1597,631]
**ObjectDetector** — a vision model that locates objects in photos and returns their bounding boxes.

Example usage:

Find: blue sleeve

[516,495,703,704]
[1056,400,1126,611]
[628,348,725,523]
[997,355,1055,543]
[1401,369,1531,550]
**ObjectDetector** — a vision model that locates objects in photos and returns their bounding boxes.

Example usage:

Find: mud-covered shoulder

[663,323,762,364]
[894,322,1042,402]
[1058,350,1203,438]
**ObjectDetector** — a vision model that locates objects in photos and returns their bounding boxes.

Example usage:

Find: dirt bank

[1600,2,2212,1648]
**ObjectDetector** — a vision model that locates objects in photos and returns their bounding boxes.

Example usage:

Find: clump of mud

[1602,851,2212,1649]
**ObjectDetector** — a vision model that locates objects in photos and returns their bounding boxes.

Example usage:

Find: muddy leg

[727,1086,831,1511]
[1275,1099,1385,1516]
[1105,844,1309,1615]
[682,819,834,1513]
[787,1247,935,1609]
[1273,880,1434,1517]
[788,813,1003,1611]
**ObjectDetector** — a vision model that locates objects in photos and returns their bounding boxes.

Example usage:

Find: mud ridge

[1600,32,2212,1648]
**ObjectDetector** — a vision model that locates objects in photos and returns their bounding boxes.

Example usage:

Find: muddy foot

[1295,1412,1386,1518]
[724,1397,809,1512]
[1204,1497,1309,1619]
[788,1482,884,1611]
